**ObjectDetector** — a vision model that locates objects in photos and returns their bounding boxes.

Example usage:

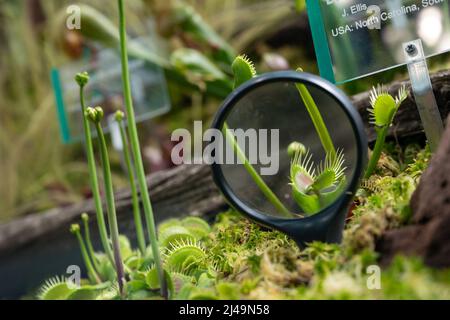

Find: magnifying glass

[210,71,367,247]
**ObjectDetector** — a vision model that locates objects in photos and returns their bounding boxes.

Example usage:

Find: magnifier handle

[278,197,351,247]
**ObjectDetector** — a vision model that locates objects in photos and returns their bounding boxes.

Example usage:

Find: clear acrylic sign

[51,37,170,144]
[306,0,450,83]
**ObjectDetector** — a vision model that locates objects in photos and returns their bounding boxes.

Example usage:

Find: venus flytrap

[364,85,407,179]
[232,55,256,88]
[114,111,146,255]
[75,72,114,266]
[290,149,347,214]
[70,224,101,284]
[117,0,166,298]
[86,106,125,295]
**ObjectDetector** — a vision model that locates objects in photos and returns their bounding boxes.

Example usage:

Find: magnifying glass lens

[217,79,358,219]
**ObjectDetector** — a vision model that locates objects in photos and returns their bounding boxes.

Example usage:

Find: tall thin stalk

[115,111,146,255]
[364,126,388,180]
[222,123,291,217]
[295,69,336,159]
[117,0,167,298]
[70,224,101,284]
[75,73,114,265]
[81,213,101,273]
[86,106,125,295]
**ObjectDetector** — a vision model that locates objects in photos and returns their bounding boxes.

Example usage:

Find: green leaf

[171,48,229,84]
[216,282,241,300]
[181,217,211,239]
[159,225,196,248]
[164,240,207,275]
[127,280,148,293]
[312,169,337,191]
[38,277,76,300]
[145,268,160,290]
[118,235,133,260]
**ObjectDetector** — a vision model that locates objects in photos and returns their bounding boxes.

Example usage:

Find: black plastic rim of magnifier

[210,71,368,247]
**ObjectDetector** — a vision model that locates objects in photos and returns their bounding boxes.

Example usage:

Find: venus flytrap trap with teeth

[290,149,347,214]
[38,276,74,301]
[164,239,208,276]
[364,85,408,179]
[232,55,257,89]
[159,225,196,249]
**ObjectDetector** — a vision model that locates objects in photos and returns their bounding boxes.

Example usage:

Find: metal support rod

[403,39,443,152]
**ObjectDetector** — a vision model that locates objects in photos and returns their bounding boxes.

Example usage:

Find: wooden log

[0,164,224,255]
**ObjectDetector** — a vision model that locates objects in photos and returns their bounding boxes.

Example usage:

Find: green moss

[37,146,449,300]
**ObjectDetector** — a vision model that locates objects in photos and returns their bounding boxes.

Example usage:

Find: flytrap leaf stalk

[295,68,336,160]
[117,0,167,298]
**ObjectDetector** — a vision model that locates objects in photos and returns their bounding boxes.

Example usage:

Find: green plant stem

[82,216,101,273]
[295,82,336,159]
[74,229,101,284]
[79,88,114,265]
[364,126,388,179]
[118,122,146,255]
[117,0,167,299]
[94,122,125,295]
[223,123,291,217]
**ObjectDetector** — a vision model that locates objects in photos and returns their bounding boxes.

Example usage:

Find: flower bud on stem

[87,106,125,296]
[75,72,114,267]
